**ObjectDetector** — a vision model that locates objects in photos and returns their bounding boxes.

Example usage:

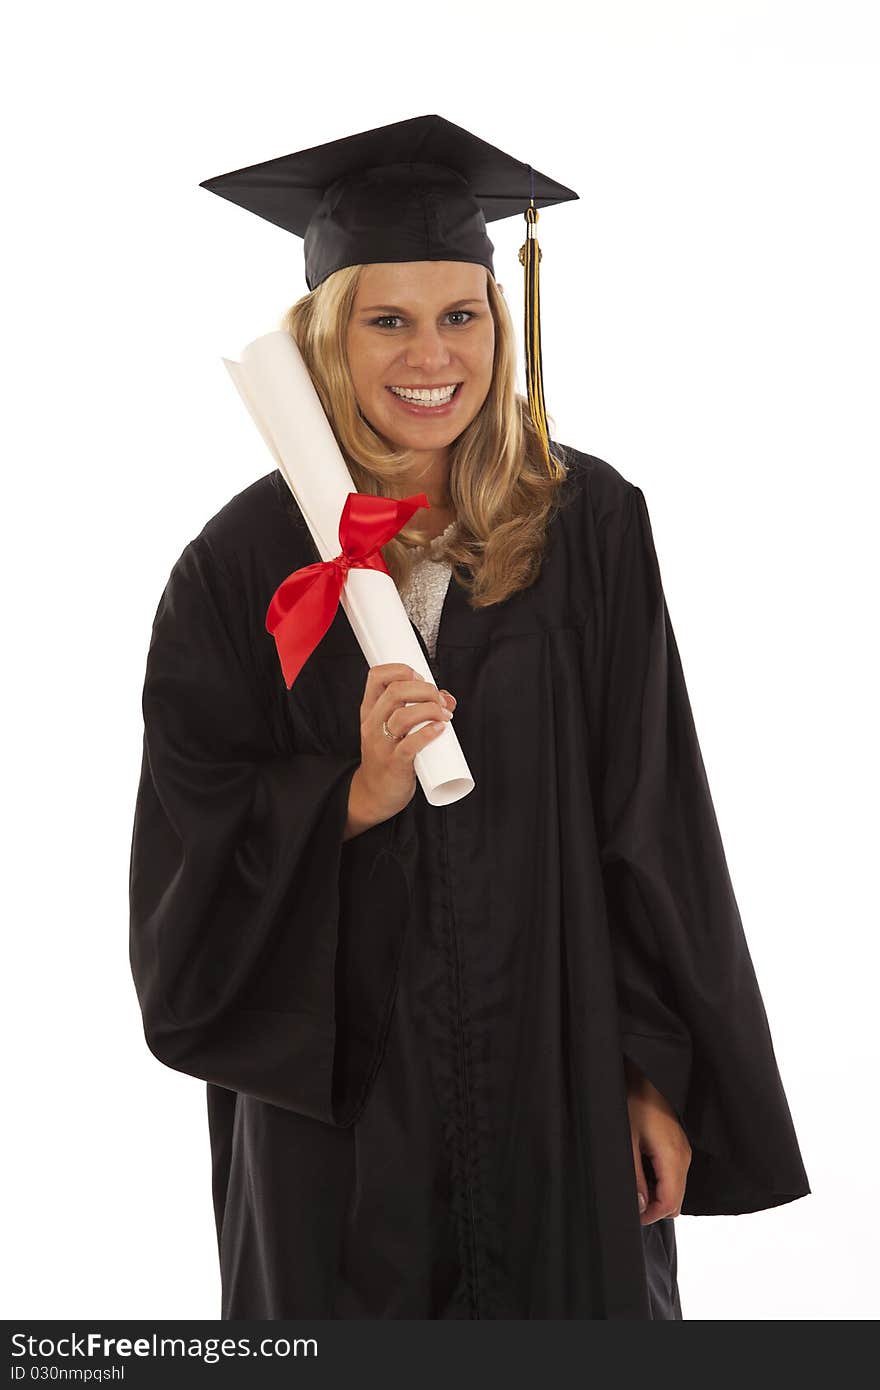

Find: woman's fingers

[366,666,457,740]
[353,667,461,827]
[382,689,453,742]
[624,1066,691,1226]
[639,1140,689,1224]
[361,664,421,718]
[631,1132,649,1216]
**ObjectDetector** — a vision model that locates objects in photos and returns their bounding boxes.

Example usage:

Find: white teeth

[389,384,458,404]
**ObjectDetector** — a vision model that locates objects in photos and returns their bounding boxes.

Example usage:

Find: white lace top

[398,519,457,660]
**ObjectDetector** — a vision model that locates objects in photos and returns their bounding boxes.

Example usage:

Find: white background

[3,0,876,1321]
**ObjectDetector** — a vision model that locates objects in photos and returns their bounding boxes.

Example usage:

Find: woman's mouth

[385,383,463,417]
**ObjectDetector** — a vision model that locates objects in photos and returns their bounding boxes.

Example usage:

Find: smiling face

[345,261,496,458]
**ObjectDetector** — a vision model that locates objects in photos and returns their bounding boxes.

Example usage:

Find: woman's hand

[624,1056,692,1225]
[350,663,457,827]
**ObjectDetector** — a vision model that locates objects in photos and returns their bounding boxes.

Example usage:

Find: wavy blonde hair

[280,263,570,608]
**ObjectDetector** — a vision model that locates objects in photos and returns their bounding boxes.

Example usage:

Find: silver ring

[382,717,401,741]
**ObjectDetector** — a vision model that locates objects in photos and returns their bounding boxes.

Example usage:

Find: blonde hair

[280,263,570,608]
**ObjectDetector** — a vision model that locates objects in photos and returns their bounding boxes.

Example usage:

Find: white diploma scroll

[222,330,475,807]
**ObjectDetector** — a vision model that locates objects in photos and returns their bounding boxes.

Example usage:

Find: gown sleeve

[596,481,811,1215]
[128,531,416,1127]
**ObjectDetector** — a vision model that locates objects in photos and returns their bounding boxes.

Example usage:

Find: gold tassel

[519,198,565,481]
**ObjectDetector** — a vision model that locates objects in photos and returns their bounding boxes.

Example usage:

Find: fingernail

[439,693,449,707]
[638,1192,647,1213]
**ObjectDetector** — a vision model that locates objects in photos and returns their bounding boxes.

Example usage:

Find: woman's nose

[404,327,452,367]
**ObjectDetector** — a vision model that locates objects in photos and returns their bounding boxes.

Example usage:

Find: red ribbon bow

[265,490,429,689]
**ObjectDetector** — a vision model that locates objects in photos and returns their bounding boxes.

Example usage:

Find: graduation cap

[199,114,579,477]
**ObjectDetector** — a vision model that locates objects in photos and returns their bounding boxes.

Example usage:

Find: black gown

[128,444,810,1319]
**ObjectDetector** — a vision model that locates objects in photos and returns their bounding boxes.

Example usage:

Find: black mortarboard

[199,114,579,475]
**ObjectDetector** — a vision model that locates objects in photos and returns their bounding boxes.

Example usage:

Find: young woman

[129,119,810,1320]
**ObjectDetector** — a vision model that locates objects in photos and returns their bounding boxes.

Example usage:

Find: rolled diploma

[222,329,475,807]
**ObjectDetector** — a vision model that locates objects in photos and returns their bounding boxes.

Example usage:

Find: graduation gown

[128,445,810,1319]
